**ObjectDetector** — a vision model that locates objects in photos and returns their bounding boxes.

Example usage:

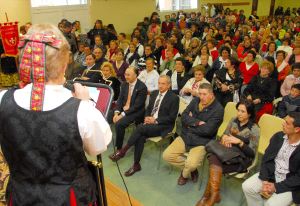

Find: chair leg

[198,155,207,191]
[157,144,162,170]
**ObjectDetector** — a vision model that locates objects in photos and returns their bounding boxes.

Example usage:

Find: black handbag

[205,140,245,164]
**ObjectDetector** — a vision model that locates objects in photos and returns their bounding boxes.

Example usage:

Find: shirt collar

[129,79,137,88]
[283,135,300,147]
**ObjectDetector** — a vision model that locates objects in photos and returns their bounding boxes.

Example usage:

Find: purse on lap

[205,140,245,164]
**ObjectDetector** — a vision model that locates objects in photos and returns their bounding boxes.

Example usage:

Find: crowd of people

[0,4,300,206]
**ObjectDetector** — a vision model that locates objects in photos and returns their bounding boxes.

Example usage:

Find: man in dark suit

[109,67,148,154]
[243,112,300,206]
[109,75,179,176]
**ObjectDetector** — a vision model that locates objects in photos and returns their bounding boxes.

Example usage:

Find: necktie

[151,94,162,116]
[124,84,133,109]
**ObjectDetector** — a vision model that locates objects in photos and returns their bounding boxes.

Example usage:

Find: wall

[257,0,272,17]
[31,5,91,33]
[90,0,156,35]
[274,0,300,10]
[198,0,253,17]
[0,0,31,27]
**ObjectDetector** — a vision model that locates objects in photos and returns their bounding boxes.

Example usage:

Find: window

[31,0,87,7]
[158,0,197,11]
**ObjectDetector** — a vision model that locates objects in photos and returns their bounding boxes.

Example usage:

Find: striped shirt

[275,135,300,183]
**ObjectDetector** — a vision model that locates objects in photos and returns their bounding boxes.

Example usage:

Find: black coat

[145,90,179,136]
[115,79,147,118]
[244,75,277,110]
[259,132,300,204]
[181,97,224,150]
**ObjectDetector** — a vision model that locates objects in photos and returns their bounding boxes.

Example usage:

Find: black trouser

[127,124,170,163]
[208,154,251,173]
[115,114,143,149]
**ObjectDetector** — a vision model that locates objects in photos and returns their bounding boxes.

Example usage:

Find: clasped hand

[144,116,156,124]
[221,134,242,148]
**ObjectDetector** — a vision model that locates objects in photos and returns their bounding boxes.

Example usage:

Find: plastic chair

[147,119,177,170]
[178,97,188,115]
[257,114,284,155]
[224,114,285,206]
[217,102,237,138]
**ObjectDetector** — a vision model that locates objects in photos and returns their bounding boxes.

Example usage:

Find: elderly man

[163,83,224,185]
[109,67,148,155]
[109,75,179,176]
[242,112,300,206]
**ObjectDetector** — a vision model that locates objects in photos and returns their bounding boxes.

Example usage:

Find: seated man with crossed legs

[163,83,224,185]
[109,67,147,157]
[109,75,179,176]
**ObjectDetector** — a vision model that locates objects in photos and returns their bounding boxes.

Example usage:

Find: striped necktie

[151,93,163,116]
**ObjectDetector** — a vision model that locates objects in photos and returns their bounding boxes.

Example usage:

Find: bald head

[125,66,138,83]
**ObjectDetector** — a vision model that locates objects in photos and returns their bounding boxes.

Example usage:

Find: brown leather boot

[195,181,210,206]
[204,164,222,206]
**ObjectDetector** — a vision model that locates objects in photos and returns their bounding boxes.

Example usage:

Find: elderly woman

[0,24,111,205]
[196,100,259,206]
[180,65,209,105]
[213,57,243,107]
[244,60,278,122]
[100,62,120,101]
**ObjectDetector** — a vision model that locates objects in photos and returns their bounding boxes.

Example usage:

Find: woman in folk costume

[0,24,112,206]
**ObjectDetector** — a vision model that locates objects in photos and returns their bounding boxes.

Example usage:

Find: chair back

[257,114,284,154]
[217,102,237,137]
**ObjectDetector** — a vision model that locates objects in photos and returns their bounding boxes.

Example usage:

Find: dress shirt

[152,90,167,119]
[275,135,300,183]
[138,69,159,92]
[0,84,112,156]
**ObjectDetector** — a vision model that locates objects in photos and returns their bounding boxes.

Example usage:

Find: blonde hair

[260,60,274,73]
[193,65,206,75]
[101,62,117,77]
[20,24,70,82]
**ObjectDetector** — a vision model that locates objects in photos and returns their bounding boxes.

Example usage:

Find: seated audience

[93,35,107,54]
[109,75,179,176]
[163,83,224,186]
[196,100,260,206]
[276,50,290,82]
[239,50,259,94]
[75,53,102,83]
[74,42,86,66]
[137,44,158,72]
[242,112,300,206]
[109,67,147,153]
[112,49,129,82]
[138,58,159,93]
[180,65,210,105]
[171,57,191,94]
[281,63,300,96]
[278,84,300,118]
[159,49,176,75]
[100,62,121,101]
[207,46,231,82]
[193,45,213,68]
[124,42,140,68]
[244,61,277,122]
[263,41,277,60]
[105,40,119,62]
[213,57,243,107]
[93,47,107,69]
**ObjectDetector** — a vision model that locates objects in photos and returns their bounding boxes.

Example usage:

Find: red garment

[261,43,268,53]
[237,44,249,60]
[162,21,174,33]
[161,48,179,61]
[239,62,259,84]
[209,48,219,61]
[255,103,273,123]
[277,62,290,81]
